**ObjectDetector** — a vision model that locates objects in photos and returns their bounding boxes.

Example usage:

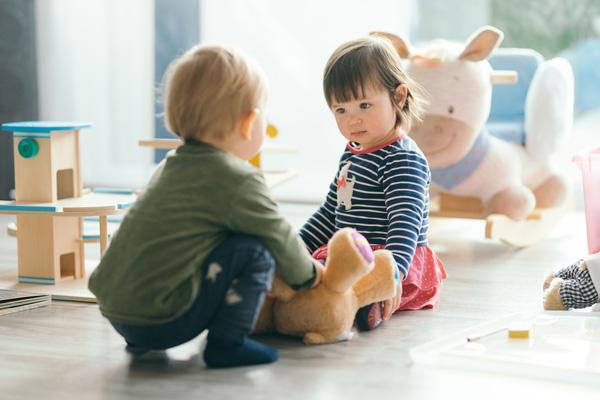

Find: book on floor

[0,289,51,316]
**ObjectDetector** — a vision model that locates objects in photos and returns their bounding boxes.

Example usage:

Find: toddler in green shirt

[89,44,322,368]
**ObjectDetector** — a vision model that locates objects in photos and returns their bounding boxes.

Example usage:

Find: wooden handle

[491,70,518,85]
[138,139,183,149]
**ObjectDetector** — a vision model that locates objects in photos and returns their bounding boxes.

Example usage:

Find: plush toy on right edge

[543,253,600,310]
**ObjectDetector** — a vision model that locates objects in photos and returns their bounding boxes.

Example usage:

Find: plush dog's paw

[543,277,567,310]
[303,331,343,345]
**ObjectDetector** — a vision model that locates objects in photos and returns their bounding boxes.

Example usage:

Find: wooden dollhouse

[0,122,136,285]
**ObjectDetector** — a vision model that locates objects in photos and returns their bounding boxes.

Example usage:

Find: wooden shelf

[0,192,136,217]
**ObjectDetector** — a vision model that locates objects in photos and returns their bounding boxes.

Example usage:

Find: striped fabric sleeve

[299,177,338,253]
[379,151,429,279]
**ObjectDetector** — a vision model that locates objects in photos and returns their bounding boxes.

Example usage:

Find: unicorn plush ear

[459,26,504,61]
[370,31,411,59]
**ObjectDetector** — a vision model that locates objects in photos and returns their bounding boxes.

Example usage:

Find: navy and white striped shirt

[299,135,431,278]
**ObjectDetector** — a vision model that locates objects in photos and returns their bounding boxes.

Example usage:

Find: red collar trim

[346,133,406,154]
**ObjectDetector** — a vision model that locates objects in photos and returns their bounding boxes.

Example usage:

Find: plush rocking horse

[373,26,575,246]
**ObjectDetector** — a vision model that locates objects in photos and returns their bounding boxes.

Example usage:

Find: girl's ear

[239,109,260,140]
[393,84,408,109]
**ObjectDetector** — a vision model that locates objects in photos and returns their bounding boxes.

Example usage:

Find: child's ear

[240,109,260,141]
[393,84,408,108]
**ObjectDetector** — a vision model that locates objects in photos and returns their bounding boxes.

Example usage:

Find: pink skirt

[312,244,447,311]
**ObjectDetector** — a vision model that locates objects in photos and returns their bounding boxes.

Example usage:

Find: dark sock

[203,337,278,368]
[125,343,150,357]
[355,302,383,331]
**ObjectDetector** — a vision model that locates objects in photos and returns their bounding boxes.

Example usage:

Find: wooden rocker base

[430,193,572,247]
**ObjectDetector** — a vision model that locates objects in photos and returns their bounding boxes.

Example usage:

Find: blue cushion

[488,48,544,124]
[487,48,545,145]
[487,121,525,145]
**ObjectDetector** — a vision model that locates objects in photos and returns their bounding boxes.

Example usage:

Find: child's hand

[382,271,403,320]
[311,260,325,288]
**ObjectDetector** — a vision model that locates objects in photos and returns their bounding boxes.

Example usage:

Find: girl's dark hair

[323,36,424,131]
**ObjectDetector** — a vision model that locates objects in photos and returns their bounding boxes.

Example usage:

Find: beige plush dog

[253,228,397,344]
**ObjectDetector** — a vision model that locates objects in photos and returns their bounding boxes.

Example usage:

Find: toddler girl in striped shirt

[300,35,447,331]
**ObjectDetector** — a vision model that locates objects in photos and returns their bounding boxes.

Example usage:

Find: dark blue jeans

[110,234,275,350]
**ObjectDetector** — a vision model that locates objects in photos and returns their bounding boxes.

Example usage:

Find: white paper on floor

[410,311,600,385]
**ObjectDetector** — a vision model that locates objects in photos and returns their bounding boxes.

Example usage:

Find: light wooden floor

[0,207,597,400]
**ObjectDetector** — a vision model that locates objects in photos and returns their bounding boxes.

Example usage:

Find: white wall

[36,0,155,188]
[201,0,412,202]
[35,0,411,198]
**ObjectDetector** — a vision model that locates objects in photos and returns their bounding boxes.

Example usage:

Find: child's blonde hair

[163,44,267,142]
[323,36,424,132]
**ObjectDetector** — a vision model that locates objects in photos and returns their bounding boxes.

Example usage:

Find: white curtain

[36,0,411,199]
[36,0,155,188]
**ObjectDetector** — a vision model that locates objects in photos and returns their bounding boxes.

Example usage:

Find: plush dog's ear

[459,26,503,61]
[370,31,411,59]
[324,228,374,293]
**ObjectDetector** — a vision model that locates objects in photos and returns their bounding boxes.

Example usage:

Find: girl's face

[330,85,401,151]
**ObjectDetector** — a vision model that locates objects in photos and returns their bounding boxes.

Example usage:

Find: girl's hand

[382,271,403,320]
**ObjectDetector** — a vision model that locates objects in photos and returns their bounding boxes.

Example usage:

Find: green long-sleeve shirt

[88,141,316,325]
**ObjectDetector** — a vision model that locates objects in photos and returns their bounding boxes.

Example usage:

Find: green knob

[18,138,39,158]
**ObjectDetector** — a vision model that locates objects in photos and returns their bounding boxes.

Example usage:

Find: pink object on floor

[574,147,600,254]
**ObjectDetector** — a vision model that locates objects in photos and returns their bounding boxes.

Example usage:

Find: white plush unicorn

[375,26,574,220]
